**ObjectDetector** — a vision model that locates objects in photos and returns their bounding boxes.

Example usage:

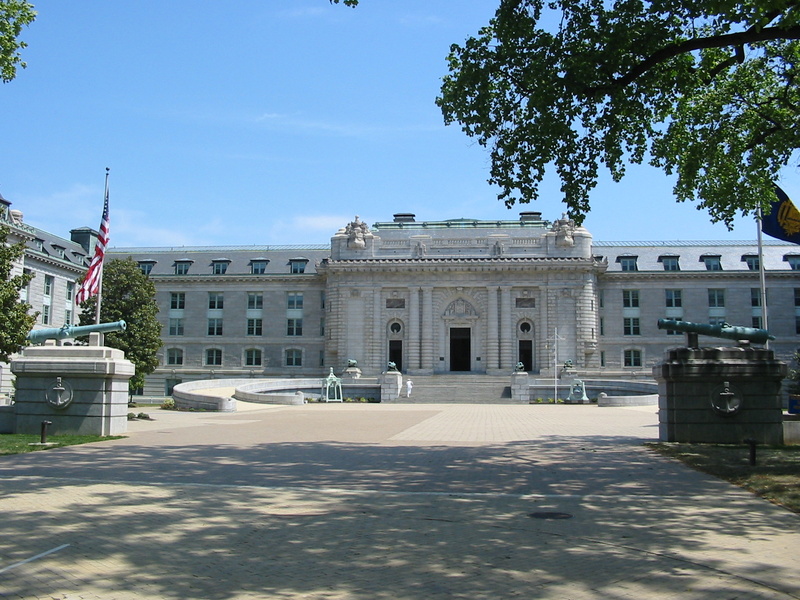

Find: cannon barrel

[27,320,127,345]
[657,319,774,344]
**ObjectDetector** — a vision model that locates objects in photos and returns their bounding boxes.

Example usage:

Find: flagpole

[94,168,110,325]
[756,206,769,347]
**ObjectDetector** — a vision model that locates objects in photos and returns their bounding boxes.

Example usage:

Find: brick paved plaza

[0,402,798,599]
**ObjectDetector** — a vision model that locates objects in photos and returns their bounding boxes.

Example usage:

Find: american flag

[76,179,110,304]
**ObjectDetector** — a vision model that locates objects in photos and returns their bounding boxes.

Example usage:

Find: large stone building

[0,194,94,396]
[106,212,800,397]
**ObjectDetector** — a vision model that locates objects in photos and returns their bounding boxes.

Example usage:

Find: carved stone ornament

[46,377,74,409]
[552,213,576,248]
[345,215,370,250]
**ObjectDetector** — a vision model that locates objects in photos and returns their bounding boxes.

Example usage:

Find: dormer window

[250,259,269,274]
[616,255,638,272]
[211,259,230,275]
[289,258,309,274]
[742,254,760,271]
[138,260,156,276]
[701,254,722,271]
[784,254,800,270]
[658,255,680,271]
[174,260,193,275]
[52,245,66,258]
[34,239,44,251]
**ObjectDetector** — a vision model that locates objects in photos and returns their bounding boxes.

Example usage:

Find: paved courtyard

[0,402,798,599]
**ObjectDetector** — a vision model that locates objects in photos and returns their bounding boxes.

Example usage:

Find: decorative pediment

[444,297,478,317]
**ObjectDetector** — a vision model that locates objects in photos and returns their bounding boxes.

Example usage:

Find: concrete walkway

[0,402,797,599]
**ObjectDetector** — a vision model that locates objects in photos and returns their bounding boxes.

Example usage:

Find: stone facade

[103,212,800,397]
[0,195,91,397]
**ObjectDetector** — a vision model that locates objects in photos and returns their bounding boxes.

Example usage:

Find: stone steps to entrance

[395,374,514,404]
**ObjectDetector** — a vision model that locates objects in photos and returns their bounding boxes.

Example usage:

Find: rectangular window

[622,290,639,308]
[787,256,800,271]
[599,317,604,336]
[321,291,326,310]
[743,256,759,270]
[170,292,186,310]
[42,304,51,325]
[44,275,54,296]
[212,261,228,275]
[208,293,224,310]
[665,289,682,308]
[175,262,191,275]
[709,316,727,327]
[247,318,263,336]
[796,315,800,335]
[320,316,325,337]
[287,318,303,336]
[661,256,680,271]
[247,293,263,310]
[752,316,763,329]
[708,289,725,308]
[205,348,222,366]
[167,348,184,366]
[66,281,75,301]
[702,256,722,271]
[751,288,762,308]
[245,349,262,367]
[169,318,184,336]
[623,317,640,336]
[286,349,302,366]
[64,309,72,326]
[619,257,638,272]
[250,261,267,274]
[287,293,304,310]
[290,261,306,274]
[139,262,154,275]
[208,318,223,336]
[795,289,800,307]
[624,349,642,367]
[387,298,406,309]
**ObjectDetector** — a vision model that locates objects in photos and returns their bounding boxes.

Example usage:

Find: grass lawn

[648,443,800,514]
[0,434,123,455]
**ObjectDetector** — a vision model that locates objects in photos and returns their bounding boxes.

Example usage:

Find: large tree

[79,258,161,393]
[437,0,800,226]
[0,225,36,361]
[0,1,36,83]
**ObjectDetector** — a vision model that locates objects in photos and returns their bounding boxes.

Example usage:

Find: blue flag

[762,185,800,245]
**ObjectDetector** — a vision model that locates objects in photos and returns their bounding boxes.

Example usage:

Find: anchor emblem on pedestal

[46,377,74,409]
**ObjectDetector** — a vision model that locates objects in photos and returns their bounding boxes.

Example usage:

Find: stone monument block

[653,347,786,445]
[11,343,135,436]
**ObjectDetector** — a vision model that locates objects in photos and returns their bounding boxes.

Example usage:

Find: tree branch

[586,24,800,95]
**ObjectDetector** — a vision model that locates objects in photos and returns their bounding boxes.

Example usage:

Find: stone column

[372,289,382,372]
[421,287,434,374]
[408,287,420,372]
[499,286,513,370]
[486,286,499,373]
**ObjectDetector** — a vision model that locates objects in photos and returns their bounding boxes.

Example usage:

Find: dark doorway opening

[518,340,533,371]
[450,327,471,371]
[389,340,403,373]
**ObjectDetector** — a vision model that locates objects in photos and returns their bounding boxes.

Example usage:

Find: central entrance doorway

[449,327,471,371]
[389,340,403,372]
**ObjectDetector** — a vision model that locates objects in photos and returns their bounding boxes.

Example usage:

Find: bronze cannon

[27,320,127,345]
[656,318,774,347]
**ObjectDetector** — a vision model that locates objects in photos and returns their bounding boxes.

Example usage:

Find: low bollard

[40,420,52,444]
[744,438,757,466]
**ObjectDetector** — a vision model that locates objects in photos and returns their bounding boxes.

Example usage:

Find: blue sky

[2,1,796,248]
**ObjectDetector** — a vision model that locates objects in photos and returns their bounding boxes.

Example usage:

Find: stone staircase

[395,374,513,404]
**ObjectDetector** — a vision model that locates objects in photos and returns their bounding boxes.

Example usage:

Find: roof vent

[393,213,416,223]
[520,212,542,222]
